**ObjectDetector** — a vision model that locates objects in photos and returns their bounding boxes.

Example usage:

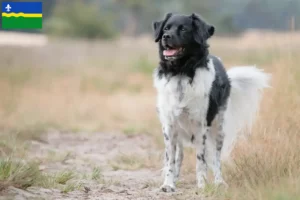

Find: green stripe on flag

[2,17,42,29]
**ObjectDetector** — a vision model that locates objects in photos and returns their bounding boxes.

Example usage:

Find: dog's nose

[163,34,171,39]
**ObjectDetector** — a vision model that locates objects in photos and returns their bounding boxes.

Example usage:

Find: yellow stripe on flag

[2,12,42,18]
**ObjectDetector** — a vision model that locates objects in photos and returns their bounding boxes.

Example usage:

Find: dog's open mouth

[163,47,184,57]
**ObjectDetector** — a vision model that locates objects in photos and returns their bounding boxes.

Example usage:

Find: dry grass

[0,31,300,198]
[110,153,160,171]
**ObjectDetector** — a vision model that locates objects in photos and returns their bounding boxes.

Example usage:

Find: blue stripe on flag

[1,2,42,14]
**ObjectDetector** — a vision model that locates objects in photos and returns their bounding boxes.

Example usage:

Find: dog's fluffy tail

[221,66,271,160]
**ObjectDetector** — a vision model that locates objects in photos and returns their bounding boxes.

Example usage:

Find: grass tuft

[61,181,82,194]
[91,167,102,181]
[55,170,75,185]
[0,158,41,191]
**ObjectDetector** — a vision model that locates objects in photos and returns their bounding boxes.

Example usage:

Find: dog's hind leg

[212,109,227,186]
[160,125,178,192]
[175,141,184,181]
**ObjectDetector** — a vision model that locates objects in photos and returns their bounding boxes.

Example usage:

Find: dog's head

[152,13,215,61]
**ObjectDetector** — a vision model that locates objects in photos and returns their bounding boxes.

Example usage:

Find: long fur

[221,66,271,160]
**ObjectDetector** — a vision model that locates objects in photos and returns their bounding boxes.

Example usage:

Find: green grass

[61,181,82,194]
[0,158,82,194]
[0,158,42,191]
[91,167,102,181]
[55,170,75,185]
[123,126,140,137]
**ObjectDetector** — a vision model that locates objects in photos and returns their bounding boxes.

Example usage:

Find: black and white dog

[152,13,270,192]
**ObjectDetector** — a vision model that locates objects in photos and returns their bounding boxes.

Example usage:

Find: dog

[152,13,270,192]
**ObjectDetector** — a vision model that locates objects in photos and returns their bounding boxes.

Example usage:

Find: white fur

[154,59,215,145]
[221,66,271,160]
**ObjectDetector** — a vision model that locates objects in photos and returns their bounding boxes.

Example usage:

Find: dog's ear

[190,13,215,44]
[152,13,173,42]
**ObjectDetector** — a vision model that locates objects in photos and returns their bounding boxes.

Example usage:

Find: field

[0,31,299,200]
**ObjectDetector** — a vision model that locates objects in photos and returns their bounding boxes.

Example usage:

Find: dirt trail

[2,132,201,200]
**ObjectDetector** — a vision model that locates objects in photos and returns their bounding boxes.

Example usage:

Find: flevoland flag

[1,2,42,29]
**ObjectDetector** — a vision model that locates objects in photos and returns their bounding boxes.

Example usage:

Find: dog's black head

[153,13,215,61]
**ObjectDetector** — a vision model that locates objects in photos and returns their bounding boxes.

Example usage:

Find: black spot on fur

[206,55,231,126]
[191,134,195,143]
[201,154,205,163]
[216,138,223,151]
[202,134,207,145]
[182,107,189,113]
[166,152,169,161]
[197,154,201,161]
[164,133,169,140]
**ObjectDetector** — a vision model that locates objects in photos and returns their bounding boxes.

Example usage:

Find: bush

[44,0,116,39]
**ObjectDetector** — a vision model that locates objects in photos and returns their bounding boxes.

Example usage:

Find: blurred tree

[2,0,300,37]
[115,0,143,36]
[44,0,116,39]
[114,0,152,36]
[234,0,300,31]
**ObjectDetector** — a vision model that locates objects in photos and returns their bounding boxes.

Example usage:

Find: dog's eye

[180,27,186,31]
[164,27,169,31]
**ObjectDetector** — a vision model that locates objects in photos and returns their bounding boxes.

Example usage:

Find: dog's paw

[197,178,208,189]
[197,182,206,189]
[174,174,180,182]
[160,184,175,193]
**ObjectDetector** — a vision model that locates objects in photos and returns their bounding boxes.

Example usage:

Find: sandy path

[1,132,201,200]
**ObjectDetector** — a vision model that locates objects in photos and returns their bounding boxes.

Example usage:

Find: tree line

[0,0,299,38]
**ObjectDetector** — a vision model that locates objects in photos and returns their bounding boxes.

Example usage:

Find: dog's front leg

[175,141,183,181]
[160,125,177,192]
[195,125,208,189]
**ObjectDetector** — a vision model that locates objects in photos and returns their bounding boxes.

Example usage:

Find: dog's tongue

[163,49,178,56]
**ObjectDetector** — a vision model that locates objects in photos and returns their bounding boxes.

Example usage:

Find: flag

[1,2,42,29]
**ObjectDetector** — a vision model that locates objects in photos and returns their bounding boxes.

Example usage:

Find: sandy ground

[0,32,48,47]
[0,131,205,200]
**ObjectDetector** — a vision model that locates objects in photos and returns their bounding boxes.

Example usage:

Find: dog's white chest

[154,63,216,137]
